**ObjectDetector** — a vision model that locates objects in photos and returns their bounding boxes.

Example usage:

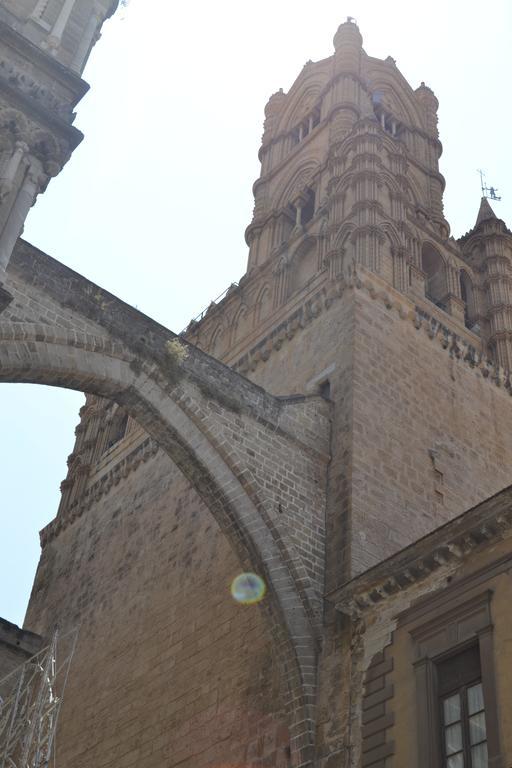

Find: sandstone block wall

[26,450,290,768]
[350,275,512,574]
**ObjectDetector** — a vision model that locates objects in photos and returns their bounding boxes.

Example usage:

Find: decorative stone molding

[0,56,73,119]
[355,269,512,390]
[234,276,345,375]
[328,487,512,618]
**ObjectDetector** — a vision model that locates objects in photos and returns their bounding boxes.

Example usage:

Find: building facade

[1,7,512,768]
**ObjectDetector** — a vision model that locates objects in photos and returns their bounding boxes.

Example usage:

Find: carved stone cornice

[0,56,73,120]
[230,265,512,393]
[326,486,512,618]
[0,85,82,157]
[234,275,345,374]
[0,21,87,155]
[0,20,87,100]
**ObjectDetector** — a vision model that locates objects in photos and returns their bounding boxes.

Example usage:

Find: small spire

[475,196,498,227]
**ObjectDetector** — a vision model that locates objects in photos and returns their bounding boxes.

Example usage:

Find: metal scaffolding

[0,628,78,768]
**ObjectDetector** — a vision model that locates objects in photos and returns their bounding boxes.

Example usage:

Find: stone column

[72,3,103,72]
[47,0,78,50]
[0,159,44,271]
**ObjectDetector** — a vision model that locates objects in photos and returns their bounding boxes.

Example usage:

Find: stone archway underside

[0,239,331,768]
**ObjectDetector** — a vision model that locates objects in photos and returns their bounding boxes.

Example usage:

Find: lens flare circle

[230,572,266,605]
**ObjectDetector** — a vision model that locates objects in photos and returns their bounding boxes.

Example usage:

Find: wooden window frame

[410,591,502,768]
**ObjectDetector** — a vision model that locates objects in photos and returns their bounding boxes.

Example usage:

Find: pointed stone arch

[275,159,322,211]
[276,78,325,135]
[208,323,227,358]
[288,235,319,296]
[231,303,249,347]
[380,167,421,211]
[460,268,478,330]
[0,243,330,767]
[421,240,448,308]
[366,71,425,130]
[253,282,273,326]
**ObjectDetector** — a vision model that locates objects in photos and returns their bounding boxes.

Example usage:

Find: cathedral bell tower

[0,0,118,279]
[245,18,451,306]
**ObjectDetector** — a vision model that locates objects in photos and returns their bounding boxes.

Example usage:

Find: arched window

[287,188,316,230]
[421,244,447,310]
[372,92,403,138]
[105,408,128,451]
[460,270,478,332]
[291,107,321,146]
[301,188,316,225]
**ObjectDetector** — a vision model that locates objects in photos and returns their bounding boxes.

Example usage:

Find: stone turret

[244,17,457,301]
[332,17,363,71]
[329,19,367,144]
[459,198,512,368]
[0,0,118,276]
[414,81,439,138]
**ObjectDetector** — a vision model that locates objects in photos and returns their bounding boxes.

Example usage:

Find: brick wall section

[26,453,291,768]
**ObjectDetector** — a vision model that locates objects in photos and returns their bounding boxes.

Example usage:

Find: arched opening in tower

[421,243,447,310]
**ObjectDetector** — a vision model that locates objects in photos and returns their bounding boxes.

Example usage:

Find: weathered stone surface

[2,13,512,768]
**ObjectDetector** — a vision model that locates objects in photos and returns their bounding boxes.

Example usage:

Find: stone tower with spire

[183,18,512,579]
[459,198,512,369]
[16,17,512,768]
[0,0,118,276]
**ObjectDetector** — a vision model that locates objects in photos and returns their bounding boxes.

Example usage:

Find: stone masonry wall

[350,273,512,574]
[25,449,291,768]
[218,280,356,595]
[0,241,333,767]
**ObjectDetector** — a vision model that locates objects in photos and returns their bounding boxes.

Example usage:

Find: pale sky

[1,0,511,627]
